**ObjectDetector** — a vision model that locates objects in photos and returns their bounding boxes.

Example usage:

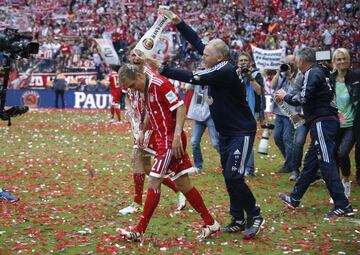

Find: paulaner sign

[6,90,112,109]
[74,92,112,109]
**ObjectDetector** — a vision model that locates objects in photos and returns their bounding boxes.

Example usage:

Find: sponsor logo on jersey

[165,91,177,104]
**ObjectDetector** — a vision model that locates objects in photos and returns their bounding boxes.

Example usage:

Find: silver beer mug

[274,96,305,129]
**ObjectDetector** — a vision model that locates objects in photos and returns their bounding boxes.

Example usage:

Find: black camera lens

[280,63,290,72]
[0,28,39,58]
[241,64,249,74]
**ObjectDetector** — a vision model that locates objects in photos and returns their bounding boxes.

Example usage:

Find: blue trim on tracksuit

[160,20,260,220]
[284,64,350,209]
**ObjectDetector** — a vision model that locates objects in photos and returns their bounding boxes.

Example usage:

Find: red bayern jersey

[109,71,120,93]
[146,73,184,150]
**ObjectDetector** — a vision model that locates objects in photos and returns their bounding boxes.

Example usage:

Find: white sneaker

[189,167,198,174]
[342,180,351,198]
[196,220,220,240]
[119,202,142,215]
[176,192,186,211]
[116,227,142,241]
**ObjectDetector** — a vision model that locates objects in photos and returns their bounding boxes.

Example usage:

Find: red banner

[13,72,98,88]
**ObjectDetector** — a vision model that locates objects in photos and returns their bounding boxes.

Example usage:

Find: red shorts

[149,133,192,180]
[111,91,121,104]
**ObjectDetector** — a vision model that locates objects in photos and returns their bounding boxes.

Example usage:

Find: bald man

[158,9,264,239]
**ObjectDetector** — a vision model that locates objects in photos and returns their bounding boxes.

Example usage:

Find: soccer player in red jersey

[118,50,186,215]
[116,63,219,241]
[109,65,121,123]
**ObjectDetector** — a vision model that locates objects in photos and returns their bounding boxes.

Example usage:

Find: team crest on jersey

[149,94,154,102]
[207,96,214,105]
[165,91,177,103]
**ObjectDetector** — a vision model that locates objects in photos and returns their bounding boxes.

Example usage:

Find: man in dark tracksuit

[158,13,264,239]
[275,47,353,216]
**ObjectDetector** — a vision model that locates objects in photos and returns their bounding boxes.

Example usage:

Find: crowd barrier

[6,89,112,109]
[6,89,275,112]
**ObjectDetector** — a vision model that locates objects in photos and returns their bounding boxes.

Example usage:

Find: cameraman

[270,55,298,174]
[237,52,265,176]
[0,28,38,123]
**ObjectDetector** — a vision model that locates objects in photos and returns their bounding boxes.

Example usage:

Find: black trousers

[55,90,65,108]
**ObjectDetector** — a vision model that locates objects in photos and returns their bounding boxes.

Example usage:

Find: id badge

[196,91,204,105]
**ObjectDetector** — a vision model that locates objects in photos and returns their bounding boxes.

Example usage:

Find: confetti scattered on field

[0,110,358,254]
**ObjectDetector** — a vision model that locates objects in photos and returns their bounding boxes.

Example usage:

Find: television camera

[0,28,39,125]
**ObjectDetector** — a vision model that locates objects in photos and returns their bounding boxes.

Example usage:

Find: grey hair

[118,63,141,83]
[208,39,230,59]
[296,47,316,64]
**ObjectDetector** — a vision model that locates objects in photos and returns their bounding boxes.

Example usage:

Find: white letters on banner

[74,92,111,109]
[17,72,98,88]
[251,45,285,70]
[94,39,120,65]
[134,14,170,59]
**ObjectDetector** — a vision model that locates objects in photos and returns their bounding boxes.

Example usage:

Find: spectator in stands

[92,48,103,81]
[58,39,72,70]
[2,1,359,86]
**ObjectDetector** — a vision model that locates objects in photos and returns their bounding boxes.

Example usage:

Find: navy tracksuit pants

[291,119,350,209]
[219,134,260,220]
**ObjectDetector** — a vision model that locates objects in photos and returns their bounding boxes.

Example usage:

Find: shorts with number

[150,149,193,181]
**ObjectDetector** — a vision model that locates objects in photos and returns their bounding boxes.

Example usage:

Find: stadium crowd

[0,0,358,86]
